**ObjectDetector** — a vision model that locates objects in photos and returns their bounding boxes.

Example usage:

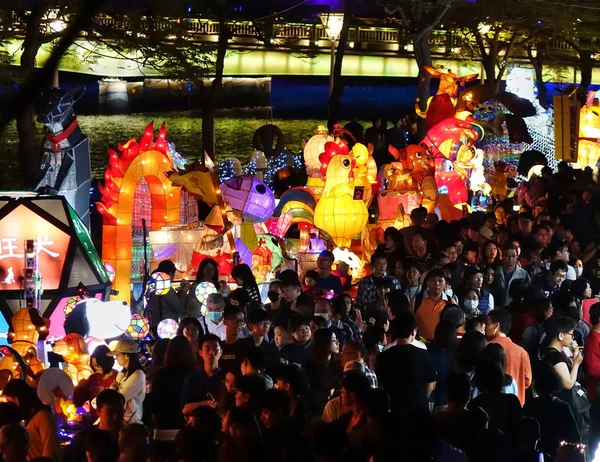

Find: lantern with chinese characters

[221,176,275,223]
[148,272,171,296]
[127,314,150,340]
[157,319,178,339]
[313,145,369,249]
[304,126,334,174]
[350,143,378,204]
[195,282,218,316]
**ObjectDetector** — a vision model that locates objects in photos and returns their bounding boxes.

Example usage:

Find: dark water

[0,115,331,189]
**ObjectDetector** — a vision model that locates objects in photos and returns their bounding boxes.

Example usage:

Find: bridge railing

[0,12,596,57]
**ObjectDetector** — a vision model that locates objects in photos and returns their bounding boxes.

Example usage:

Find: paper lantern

[314,153,368,248]
[97,122,182,302]
[221,176,275,223]
[79,299,132,339]
[576,104,600,169]
[195,282,217,316]
[63,297,81,316]
[421,118,481,205]
[157,319,178,339]
[304,127,334,174]
[103,263,115,283]
[149,272,171,296]
[416,66,479,131]
[127,314,150,340]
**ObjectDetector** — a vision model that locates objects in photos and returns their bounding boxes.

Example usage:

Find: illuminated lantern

[421,118,481,205]
[103,263,115,283]
[332,248,364,276]
[221,176,275,223]
[0,308,48,379]
[313,149,368,248]
[489,161,509,199]
[97,122,181,302]
[63,297,81,316]
[576,103,600,169]
[252,239,273,282]
[80,299,132,339]
[195,282,217,316]
[149,272,171,296]
[350,143,378,203]
[415,66,479,130]
[52,333,93,385]
[304,125,334,174]
[273,188,317,238]
[157,319,178,339]
[127,314,150,340]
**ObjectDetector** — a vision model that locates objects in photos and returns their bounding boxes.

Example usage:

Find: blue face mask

[207,311,223,322]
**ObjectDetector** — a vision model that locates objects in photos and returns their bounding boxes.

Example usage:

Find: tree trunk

[327,0,354,132]
[577,49,593,105]
[18,7,44,188]
[414,33,432,139]
[530,49,548,108]
[202,16,229,161]
[481,54,497,95]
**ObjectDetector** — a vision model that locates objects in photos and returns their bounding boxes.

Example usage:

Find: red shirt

[585,330,600,402]
[73,371,117,419]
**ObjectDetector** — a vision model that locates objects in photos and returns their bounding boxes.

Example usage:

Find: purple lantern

[221,176,275,223]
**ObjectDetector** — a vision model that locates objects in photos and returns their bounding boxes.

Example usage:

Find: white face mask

[444,288,454,298]
[464,299,479,311]
[575,267,583,278]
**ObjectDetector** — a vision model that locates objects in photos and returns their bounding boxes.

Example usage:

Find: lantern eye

[342,159,351,168]
[255,184,267,194]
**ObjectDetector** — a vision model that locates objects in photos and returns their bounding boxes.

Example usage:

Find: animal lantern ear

[68,86,85,103]
[28,309,49,341]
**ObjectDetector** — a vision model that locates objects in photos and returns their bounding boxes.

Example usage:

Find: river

[0,114,335,189]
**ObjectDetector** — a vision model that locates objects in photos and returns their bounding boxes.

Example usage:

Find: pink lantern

[421,118,481,205]
[221,176,275,223]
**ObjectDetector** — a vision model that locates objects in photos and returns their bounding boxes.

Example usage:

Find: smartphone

[355,309,363,324]
[207,392,216,402]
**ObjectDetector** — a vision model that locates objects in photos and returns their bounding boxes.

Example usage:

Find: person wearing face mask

[461,288,481,318]
[463,265,494,315]
[355,253,401,315]
[315,298,347,350]
[265,280,283,313]
[200,293,227,341]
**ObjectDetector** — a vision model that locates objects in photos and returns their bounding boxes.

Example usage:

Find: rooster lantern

[313,141,368,248]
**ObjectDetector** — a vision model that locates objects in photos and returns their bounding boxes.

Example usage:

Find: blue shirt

[318,274,343,296]
[181,367,224,407]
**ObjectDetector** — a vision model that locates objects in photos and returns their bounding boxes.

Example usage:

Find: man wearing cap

[316,250,343,296]
[181,333,225,416]
[239,309,280,370]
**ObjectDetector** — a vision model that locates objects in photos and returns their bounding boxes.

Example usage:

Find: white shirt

[115,369,146,424]
[201,316,227,341]
[566,264,577,281]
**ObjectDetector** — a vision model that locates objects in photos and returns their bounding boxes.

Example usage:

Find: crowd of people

[1,162,600,462]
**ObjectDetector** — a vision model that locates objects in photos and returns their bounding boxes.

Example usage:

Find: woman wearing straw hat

[108,340,146,424]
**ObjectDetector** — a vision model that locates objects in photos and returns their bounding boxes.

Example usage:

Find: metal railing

[0,11,597,57]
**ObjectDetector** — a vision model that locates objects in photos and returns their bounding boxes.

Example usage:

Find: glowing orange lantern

[97,122,181,302]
